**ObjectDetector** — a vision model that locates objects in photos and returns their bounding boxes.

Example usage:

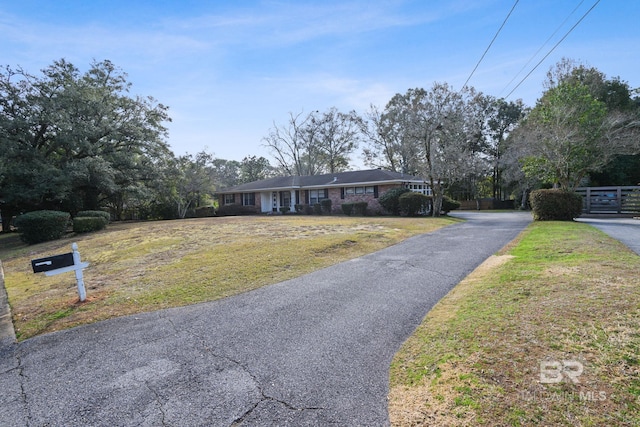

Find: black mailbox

[31,253,75,273]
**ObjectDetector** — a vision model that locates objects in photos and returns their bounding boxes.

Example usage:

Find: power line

[499,0,586,97]
[462,0,519,89]
[504,0,601,100]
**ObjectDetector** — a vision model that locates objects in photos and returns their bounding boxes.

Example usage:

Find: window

[343,186,379,198]
[309,189,328,205]
[224,194,235,204]
[242,193,255,206]
[404,183,432,196]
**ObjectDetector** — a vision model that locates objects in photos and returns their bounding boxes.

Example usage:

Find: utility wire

[504,0,601,100]
[462,0,519,89]
[499,0,585,97]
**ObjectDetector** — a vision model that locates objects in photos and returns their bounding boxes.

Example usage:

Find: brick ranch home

[216,169,432,214]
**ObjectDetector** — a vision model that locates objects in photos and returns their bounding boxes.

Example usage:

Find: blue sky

[1,1,638,166]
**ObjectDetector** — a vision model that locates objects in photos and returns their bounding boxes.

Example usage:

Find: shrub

[399,192,430,216]
[341,203,354,216]
[313,203,322,215]
[320,199,332,214]
[304,204,314,215]
[441,196,460,213]
[279,206,290,214]
[353,202,368,216]
[195,206,216,217]
[216,204,258,216]
[294,204,305,214]
[530,189,583,221]
[379,187,411,215]
[76,210,111,222]
[73,217,108,233]
[14,210,71,244]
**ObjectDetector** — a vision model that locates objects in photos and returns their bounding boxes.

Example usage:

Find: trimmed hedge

[399,192,430,216]
[379,187,411,215]
[530,189,583,221]
[195,206,216,217]
[279,206,290,214]
[76,210,110,222]
[15,210,71,244]
[353,202,368,216]
[217,204,258,216]
[313,203,322,215]
[441,196,460,213]
[341,203,354,216]
[73,217,108,233]
[320,199,332,214]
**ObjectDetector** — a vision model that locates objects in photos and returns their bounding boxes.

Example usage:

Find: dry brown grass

[1,215,456,340]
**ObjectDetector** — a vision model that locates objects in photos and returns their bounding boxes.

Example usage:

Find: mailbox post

[31,243,89,302]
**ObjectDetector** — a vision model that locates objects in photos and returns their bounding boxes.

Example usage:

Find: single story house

[216,169,432,214]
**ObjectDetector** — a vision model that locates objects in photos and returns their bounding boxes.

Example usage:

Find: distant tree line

[0,59,274,231]
[264,58,640,215]
[2,58,639,227]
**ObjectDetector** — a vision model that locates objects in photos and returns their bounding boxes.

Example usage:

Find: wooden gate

[576,186,640,214]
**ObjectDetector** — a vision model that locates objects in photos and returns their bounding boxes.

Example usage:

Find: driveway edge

[0,261,17,347]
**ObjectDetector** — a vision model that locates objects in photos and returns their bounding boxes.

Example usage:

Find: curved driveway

[1,212,531,426]
[577,217,640,256]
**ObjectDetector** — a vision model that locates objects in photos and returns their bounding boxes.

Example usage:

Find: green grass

[389,221,640,426]
[1,215,457,340]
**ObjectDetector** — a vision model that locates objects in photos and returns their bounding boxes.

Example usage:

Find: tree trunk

[1,208,15,233]
[520,188,529,210]
[431,182,443,217]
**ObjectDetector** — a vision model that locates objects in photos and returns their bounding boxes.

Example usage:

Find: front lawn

[389,221,640,426]
[1,215,456,340]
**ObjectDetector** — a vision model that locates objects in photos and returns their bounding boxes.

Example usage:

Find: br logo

[540,360,584,384]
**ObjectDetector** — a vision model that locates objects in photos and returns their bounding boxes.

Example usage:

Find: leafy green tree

[240,155,274,183]
[518,82,607,190]
[534,59,640,187]
[514,60,640,191]
[166,151,217,219]
[0,59,171,230]
[209,158,241,189]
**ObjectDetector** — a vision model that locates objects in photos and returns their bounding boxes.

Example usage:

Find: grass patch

[389,221,640,426]
[1,215,457,340]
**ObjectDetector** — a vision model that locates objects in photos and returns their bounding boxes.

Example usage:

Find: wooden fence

[575,186,640,214]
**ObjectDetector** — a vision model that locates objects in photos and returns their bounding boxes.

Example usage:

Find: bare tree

[315,107,361,173]
[361,101,421,174]
[400,84,485,216]
[263,108,361,175]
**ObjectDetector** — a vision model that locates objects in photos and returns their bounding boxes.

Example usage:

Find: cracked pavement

[0,212,531,426]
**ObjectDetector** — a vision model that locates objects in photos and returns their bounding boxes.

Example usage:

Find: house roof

[218,169,427,193]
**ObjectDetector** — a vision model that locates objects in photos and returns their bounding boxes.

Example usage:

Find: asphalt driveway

[577,217,640,256]
[1,212,532,426]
